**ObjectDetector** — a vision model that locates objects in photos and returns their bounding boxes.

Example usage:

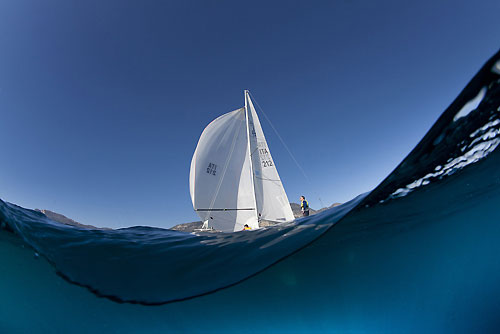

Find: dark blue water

[1,49,499,333]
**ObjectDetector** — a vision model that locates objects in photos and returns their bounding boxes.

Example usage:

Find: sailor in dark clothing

[300,196,309,217]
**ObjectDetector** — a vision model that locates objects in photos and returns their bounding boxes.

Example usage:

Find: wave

[0,194,363,304]
[1,49,499,332]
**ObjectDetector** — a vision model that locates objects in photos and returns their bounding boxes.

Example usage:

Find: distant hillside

[313,202,342,214]
[35,209,107,230]
[38,201,342,233]
[170,221,204,232]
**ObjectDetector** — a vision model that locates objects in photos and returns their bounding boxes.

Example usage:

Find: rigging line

[248,91,326,208]
[250,147,259,157]
[254,176,282,182]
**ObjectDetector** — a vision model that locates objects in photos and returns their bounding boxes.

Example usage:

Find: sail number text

[262,160,273,168]
[258,146,273,168]
[258,148,269,155]
[206,163,217,176]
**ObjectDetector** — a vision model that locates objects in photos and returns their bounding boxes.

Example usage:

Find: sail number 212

[262,160,273,167]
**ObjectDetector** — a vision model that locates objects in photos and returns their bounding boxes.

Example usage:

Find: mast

[244,90,259,224]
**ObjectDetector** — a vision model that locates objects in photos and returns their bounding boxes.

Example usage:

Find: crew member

[243,224,252,231]
[300,196,309,217]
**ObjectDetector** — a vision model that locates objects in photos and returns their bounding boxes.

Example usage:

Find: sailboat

[189,90,295,232]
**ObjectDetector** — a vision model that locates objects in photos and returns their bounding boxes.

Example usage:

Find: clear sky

[0,0,499,228]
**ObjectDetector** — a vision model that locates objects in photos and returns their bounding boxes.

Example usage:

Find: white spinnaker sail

[246,93,295,223]
[189,108,259,232]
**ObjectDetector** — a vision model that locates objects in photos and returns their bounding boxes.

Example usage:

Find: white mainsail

[189,91,294,232]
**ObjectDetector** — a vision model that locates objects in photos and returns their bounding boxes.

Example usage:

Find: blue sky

[1,0,499,228]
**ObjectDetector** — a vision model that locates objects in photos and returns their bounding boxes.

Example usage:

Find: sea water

[1,49,499,333]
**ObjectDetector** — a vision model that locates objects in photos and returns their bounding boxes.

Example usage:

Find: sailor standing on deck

[300,196,309,217]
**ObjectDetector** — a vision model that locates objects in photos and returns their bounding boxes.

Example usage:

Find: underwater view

[1,49,500,333]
